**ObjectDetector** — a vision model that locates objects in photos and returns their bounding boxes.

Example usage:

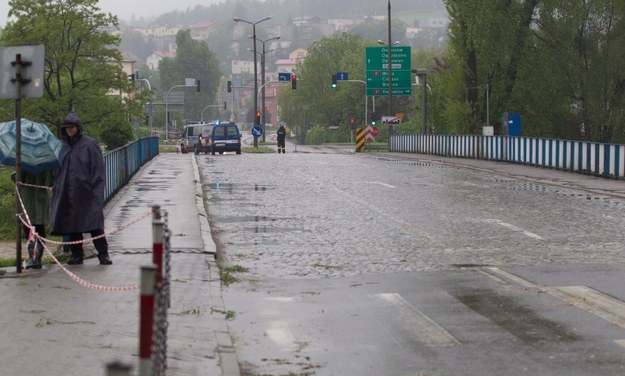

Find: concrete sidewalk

[0,153,239,376]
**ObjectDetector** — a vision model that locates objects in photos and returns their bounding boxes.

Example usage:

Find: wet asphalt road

[197,145,625,376]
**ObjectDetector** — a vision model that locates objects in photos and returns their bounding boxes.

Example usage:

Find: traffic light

[291,74,297,89]
[196,80,201,92]
[223,101,227,110]
[227,80,232,93]
[350,118,355,125]
[331,74,337,88]
[370,111,377,125]
[256,111,261,124]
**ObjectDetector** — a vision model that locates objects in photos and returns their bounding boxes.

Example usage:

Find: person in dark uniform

[276,124,286,154]
[50,111,112,265]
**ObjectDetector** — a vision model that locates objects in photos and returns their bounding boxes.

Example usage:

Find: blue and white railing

[390,134,625,179]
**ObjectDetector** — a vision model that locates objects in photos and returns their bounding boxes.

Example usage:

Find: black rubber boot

[91,231,113,265]
[25,241,39,269]
[98,254,112,265]
[67,253,83,265]
[67,246,84,265]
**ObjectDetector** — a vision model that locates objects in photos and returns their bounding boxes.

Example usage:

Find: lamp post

[386,0,393,136]
[252,36,280,142]
[413,68,427,134]
[136,78,154,134]
[234,16,273,147]
[164,78,198,140]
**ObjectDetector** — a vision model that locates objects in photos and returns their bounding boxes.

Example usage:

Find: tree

[534,0,625,142]
[444,0,540,135]
[159,29,222,132]
[0,0,138,148]
[281,34,369,133]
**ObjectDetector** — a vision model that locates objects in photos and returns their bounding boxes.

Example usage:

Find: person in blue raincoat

[50,111,112,265]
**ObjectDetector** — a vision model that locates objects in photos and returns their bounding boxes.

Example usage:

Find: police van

[180,121,216,154]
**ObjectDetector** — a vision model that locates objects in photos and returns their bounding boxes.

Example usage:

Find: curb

[192,154,241,376]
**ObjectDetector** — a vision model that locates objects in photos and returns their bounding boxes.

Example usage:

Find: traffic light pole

[256,79,292,138]
[200,104,225,122]
[335,79,368,126]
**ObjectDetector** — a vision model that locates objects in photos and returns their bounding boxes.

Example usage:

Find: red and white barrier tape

[14,182,151,291]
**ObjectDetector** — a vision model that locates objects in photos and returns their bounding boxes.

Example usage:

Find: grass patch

[0,258,16,267]
[219,270,239,286]
[179,306,201,315]
[211,307,236,320]
[241,146,275,153]
[0,255,62,267]
[220,264,249,286]
[224,265,249,273]
[159,144,179,153]
[311,263,341,271]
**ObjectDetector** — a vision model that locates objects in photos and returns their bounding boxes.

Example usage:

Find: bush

[304,126,352,144]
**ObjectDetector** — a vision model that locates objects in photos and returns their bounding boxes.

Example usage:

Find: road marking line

[482,218,544,240]
[614,340,625,348]
[484,267,542,290]
[547,286,625,329]
[372,293,460,347]
[479,268,625,332]
[367,181,396,188]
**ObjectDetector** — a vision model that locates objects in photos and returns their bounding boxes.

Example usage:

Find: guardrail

[390,134,625,179]
[104,136,160,203]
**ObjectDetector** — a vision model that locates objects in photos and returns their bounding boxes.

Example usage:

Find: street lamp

[233,16,273,147]
[251,35,280,142]
[164,78,198,140]
[412,68,427,134]
[386,0,395,137]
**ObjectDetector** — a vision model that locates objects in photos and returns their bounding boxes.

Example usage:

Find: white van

[180,122,216,154]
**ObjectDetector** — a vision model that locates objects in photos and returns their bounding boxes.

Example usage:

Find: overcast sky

[0,0,226,26]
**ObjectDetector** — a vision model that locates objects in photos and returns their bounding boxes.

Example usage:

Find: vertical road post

[152,205,164,288]
[138,265,157,376]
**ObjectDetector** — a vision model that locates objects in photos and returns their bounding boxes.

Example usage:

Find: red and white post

[152,205,164,287]
[138,264,157,376]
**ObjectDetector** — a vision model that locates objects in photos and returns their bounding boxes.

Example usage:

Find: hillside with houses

[116,0,448,124]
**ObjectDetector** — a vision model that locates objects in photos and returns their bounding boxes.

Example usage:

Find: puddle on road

[451,287,580,345]
[214,215,281,223]
[500,180,623,206]
[376,157,450,169]
[244,226,307,233]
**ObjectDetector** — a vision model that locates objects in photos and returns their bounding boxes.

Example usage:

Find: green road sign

[365,46,412,96]
[365,46,411,71]
[365,70,412,88]
[367,87,412,96]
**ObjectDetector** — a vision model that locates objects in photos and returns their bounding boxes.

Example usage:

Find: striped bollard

[139,265,157,376]
[355,128,365,152]
[152,205,164,287]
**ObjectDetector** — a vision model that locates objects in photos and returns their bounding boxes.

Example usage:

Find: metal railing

[390,134,625,179]
[104,136,160,203]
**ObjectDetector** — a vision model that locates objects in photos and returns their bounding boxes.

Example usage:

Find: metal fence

[389,134,625,179]
[104,136,160,203]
